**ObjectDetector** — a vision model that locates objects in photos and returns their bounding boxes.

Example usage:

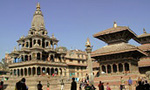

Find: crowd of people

[11,76,150,90]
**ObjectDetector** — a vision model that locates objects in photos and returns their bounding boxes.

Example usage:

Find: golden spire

[86,38,91,47]
[36,2,40,10]
[143,28,147,34]
[113,21,117,28]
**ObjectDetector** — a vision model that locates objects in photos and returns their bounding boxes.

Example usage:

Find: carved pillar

[28,55,30,61]
[99,64,102,75]
[129,62,132,73]
[117,64,119,73]
[105,65,108,74]
[39,52,42,60]
[111,64,113,73]
[35,53,37,60]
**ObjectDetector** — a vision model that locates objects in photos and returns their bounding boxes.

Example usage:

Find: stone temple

[2,2,150,90]
[5,3,87,90]
[92,22,150,90]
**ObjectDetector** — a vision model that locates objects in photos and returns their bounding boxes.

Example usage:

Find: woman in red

[106,83,111,90]
[98,81,104,90]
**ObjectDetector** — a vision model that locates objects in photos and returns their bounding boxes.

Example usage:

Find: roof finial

[52,33,55,38]
[143,28,147,34]
[113,21,117,28]
[36,2,40,10]
[14,46,17,51]
[85,38,91,47]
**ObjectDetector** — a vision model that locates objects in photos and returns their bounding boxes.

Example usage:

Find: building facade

[91,22,150,90]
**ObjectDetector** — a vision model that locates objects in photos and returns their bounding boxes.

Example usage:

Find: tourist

[128,77,132,90]
[106,83,111,90]
[16,78,28,90]
[61,79,64,90]
[0,81,4,90]
[37,81,43,90]
[120,77,125,90]
[47,81,50,90]
[136,81,144,90]
[71,77,77,90]
[84,83,91,90]
[98,81,104,90]
[91,84,96,90]
[144,80,150,90]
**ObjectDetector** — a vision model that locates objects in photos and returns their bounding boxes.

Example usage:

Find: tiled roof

[91,43,145,57]
[138,58,150,67]
[137,33,150,38]
[93,26,137,37]
[138,44,150,51]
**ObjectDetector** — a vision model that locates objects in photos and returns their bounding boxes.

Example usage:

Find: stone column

[99,65,102,75]
[111,64,113,73]
[123,63,125,73]
[23,68,25,76]
[19,69,21,77]
[49,41,51,48]
[28,55,30,61]
[31,68,33,76]
[129,62,132,73]
[35,67,37,76]
[40,52,42,60]
[117,64,119,73]
[85,38,94,85]
[40,39,42,47]
[28,40,30,48]
[27,68,29,76]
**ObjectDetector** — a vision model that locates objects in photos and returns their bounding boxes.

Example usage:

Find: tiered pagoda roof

[92,22,147,58]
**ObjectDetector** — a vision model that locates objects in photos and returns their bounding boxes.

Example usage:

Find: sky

[0,0,150,60]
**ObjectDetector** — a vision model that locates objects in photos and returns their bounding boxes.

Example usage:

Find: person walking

[144,80,150,90]
[61,79,64,90]
[136,81,144,90]
[0,81,4,90]
[84,83,91,90]
[128,77,132,90]
[106,83,111,90]
[120,77,125,90]
[15,78,28,90]
[71,77,77,90]
[98,81,104,90]
[47,81,50,90]
[37,81,43,90]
